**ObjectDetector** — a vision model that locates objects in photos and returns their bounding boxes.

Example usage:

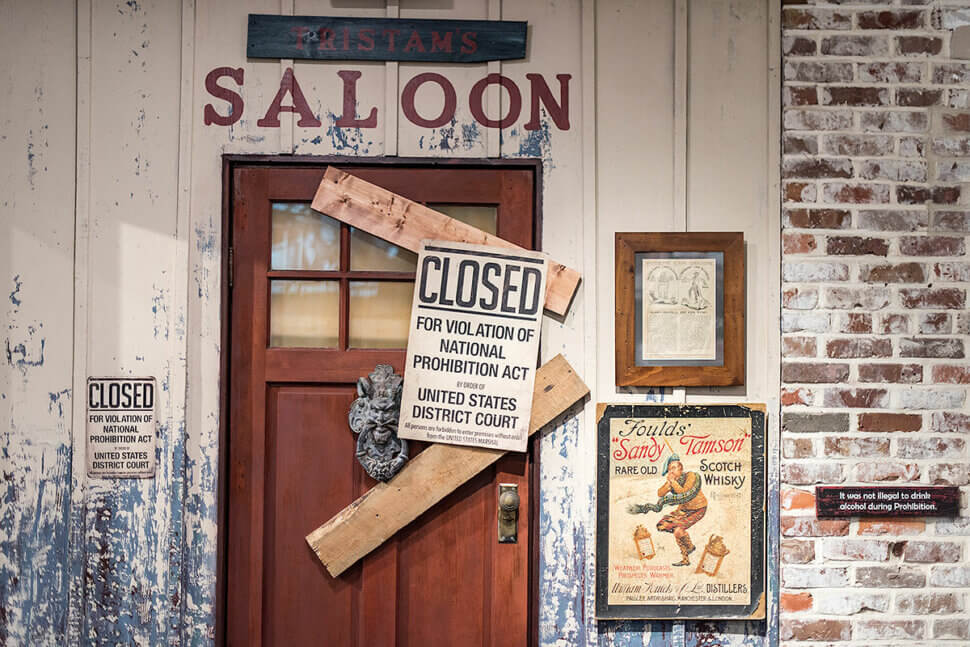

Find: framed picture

[615,232,744,387]
[595,403,766,620]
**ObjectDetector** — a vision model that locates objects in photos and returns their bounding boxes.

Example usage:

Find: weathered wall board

[399,241,547,451]
[247,15,527,62]
[816,486,960,518]
[311,167,582,316]
[307,353,588,577]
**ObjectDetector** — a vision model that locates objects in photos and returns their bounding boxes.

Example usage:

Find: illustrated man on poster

[627,454,708,566]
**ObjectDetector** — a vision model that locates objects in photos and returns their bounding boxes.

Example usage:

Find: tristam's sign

[247,15,527,63]
[398,241,547,452]
[86,377,157,478]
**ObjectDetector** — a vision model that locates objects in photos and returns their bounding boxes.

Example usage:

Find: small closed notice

[86,377,157,478]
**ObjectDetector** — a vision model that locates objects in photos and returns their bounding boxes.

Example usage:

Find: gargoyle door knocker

[348,365,408,482]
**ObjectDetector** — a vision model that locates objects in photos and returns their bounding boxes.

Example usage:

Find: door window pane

[270,280,339,347]
[431,205,497,235]
[349,281,414,348]
[349,205,497,271]
[349,229,418,272]
[271,203,340,270]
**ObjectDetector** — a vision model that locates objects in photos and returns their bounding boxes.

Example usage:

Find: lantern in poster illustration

[633,525,655,560]
[696,535,730,577]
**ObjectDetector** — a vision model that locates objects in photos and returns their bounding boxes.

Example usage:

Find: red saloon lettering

[203,66,570,131]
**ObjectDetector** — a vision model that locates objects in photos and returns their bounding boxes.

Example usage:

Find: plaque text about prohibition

[816,486,959,518]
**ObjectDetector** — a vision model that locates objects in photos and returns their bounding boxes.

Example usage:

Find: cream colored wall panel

[182,0,289,637]
[500,1,593,643]
[196,0,292,153]
[595,0,677,397]
[687,0,779,402]
[79,0,187,642]
[292,61,387,155]
[293,0,387,155]
[397,0,490,157]
[502,0,584,366]
[0,0,76,642]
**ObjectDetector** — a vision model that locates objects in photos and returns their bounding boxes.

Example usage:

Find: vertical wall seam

[487,0,502,158]
[174,0,196,642]
[766,0,783,644]
[68,0,94,643]
[279,0,295,154]
[673,0,689,234]
[580,0,598,644]
[385,0,400,156]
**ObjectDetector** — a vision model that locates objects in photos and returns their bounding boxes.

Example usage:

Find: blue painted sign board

[247,15,527,63]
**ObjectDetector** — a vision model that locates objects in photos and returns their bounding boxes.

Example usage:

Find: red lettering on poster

[469,74,521,128]
[525,73,570,131]
[358,28,375,51]
[336,70,378,128]
[203,67,244,126]
[257,67,322,127]
[401,73,457,128]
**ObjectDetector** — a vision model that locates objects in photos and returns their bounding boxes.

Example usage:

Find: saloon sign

[203,67,571,132]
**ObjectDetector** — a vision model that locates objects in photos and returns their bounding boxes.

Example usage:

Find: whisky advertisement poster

[398,240,547,452]
[595,404,765,620]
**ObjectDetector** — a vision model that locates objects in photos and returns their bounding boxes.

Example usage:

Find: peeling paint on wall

[323,111,373,156]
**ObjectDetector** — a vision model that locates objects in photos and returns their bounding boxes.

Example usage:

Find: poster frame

[615,232,744,386]
[595,403,766,620]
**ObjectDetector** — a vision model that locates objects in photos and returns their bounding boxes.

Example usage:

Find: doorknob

[497,484,520,544]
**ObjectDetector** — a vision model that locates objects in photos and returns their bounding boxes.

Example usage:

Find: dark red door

[225,164,538,647]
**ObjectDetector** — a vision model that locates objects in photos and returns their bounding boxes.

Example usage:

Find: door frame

[217,155,545,647]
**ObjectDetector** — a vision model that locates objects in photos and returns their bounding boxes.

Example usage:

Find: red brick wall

[782,1,970,642]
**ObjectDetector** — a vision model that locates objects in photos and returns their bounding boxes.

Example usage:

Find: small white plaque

[86,377,157,478]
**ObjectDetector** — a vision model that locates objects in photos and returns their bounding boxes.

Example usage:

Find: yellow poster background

[607,416,752,607]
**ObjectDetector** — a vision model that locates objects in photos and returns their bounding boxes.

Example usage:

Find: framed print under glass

[615,233,744,387]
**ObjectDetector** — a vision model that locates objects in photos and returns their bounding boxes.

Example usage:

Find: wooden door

[225,164,538,647]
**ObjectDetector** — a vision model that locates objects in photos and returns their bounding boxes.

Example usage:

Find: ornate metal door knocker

[348,364,408,482]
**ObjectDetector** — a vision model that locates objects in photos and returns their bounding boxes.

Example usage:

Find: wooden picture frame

[615,232,744,387]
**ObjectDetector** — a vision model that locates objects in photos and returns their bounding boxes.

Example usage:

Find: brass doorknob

[498,484,519,543]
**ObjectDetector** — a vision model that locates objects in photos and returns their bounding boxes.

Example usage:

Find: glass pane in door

[348,281,414,348]
[349,229,418,272]
[431,205,498,235]
[271,203,340,270]
[270,280,339,347]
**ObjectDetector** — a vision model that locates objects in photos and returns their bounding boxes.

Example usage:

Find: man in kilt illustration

[627,454,708,566]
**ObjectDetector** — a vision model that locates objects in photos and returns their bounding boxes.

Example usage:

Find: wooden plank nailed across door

[311,167,582,316]
[306,353,588,577]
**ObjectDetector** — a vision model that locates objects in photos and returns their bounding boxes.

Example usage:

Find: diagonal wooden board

[311,166,581,316]
[306,354,588,577]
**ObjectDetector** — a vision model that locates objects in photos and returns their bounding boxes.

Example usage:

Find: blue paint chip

[9,275,22,307]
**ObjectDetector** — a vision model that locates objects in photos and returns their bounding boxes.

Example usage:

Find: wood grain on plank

[311,167,581,316]
[306,353,588,577]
